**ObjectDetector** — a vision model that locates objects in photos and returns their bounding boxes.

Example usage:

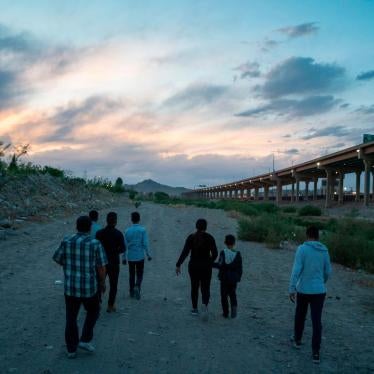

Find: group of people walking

[53,210,151,358]
[53,210,331,365]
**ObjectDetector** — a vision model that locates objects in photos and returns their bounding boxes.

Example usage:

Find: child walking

[214,235,242,318]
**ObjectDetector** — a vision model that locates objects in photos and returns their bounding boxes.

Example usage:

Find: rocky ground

[0,174,126,239]
[0,201,373,374]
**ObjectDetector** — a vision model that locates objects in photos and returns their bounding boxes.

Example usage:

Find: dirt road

[0,202,373,373]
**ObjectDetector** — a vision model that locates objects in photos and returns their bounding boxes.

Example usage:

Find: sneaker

[231,306,237,319]
[78,341,95,352]
[191,308,199,316]
[134,286,141,300]
[106,304,116,313]
[201,305,209,322]
[312,352,320,364]
[290,335,301,349]
[129,290,135,298]
[67,351,77,359]
[222,313,229,319]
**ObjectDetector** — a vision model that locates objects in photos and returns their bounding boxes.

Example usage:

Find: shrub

[128,190,138,200]
[282,206,297,213]
[322,232,374,273]
[43,166,65,178]
[238,218,268,242]
[154,191,170,202]
[298,205,322,216]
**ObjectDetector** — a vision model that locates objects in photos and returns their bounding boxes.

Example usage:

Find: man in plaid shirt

[53,215,108,358]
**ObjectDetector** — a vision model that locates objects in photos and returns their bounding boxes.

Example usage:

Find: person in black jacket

[96,212,126,313]
[213,234,242,319]
[176,218,218,319]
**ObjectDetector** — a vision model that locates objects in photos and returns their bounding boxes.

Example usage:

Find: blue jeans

[294,292,326,353]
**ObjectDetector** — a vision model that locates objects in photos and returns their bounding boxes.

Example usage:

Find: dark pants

[188,265,212,309]
[128,260,145,292]
[64,293,100,353]
[106,263,120,306]
[220,282,237,316]
[294,292,326,353]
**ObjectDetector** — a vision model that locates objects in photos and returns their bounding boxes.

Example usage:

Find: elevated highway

[184,140,374,207]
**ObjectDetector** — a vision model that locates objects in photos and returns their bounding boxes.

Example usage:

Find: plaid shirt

[53,232,108,298]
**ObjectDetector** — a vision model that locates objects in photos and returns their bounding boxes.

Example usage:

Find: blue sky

[0,0,373,187]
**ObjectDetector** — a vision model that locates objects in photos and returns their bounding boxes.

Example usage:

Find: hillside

[0,174,124,232]
[125,179,190,196]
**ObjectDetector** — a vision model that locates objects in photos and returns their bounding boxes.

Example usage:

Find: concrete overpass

[184,140,374,207]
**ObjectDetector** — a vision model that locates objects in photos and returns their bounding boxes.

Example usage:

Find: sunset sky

[1,0,374,187]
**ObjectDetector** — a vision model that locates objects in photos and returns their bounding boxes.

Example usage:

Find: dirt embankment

[0,174,125,238]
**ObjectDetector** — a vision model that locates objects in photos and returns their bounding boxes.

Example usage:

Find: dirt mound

[0,174,124,230]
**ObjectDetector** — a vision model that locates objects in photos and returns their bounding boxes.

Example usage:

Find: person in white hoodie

[289,225,332,364]
[213,234,243,319]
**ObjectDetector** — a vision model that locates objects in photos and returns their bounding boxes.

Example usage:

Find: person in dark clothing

[213,234,242,319]
[96,212,126,313]
[176,218,218,319]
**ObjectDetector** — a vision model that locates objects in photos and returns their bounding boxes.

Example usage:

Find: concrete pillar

[338,172,344,204]
[291,182,295,202]
[240,189,244,199]
[372,171,374,201]
[276,179,282,204]
[313,177,318,200]
[295,178,300,202]
[264,185,269,201]
[325,170,333,208]
[364,160,372,206]
[305,181,309,201]
[254,187,259,201]
[355,171,361,202]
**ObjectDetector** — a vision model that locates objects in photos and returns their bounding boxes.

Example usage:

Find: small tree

[0,141,11,174]
[8,143,30,172]
[111,177,125,193]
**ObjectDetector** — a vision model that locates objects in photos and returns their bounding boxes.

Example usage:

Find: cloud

[283,148,299,155]
[44,96,123,141]
[277,22,319,38]
[233,61,261,79]
[260,38,280,52]
[236,95,340,118]
[355,104,374,115]
[301,125,350,140]
[259,57,346,99]
[0,70,18,108]
[356,70,374,81]
[163,83,229,110]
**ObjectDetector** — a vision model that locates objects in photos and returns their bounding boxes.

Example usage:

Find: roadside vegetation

[148,193,374,273]
[0,141,128,194]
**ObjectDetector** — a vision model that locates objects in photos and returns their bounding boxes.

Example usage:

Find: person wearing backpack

[213,234,243,318]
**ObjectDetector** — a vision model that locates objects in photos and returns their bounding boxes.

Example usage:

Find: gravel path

[0,201,373,373]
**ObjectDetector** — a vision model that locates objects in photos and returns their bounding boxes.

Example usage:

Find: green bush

[128,190,138,200]
[238,218,268,242]
[154,191,170,202]
[298,205,322,216]
[322,232,374,273]
[282,206,297,213]
[42,166,65,178]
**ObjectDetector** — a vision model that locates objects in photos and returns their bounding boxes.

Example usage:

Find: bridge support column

[291,182,295,202]
[254,187,259,201]
[305,180,309,201]
[276,180,282,205]
[325,170,333,208]
[313,177,318,200]
[295,178,300,202]
[338,172,344,204]
[364,160,372,206]
[264,185,269,201]
[355,171,361,202]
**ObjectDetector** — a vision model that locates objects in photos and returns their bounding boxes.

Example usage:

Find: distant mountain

[125,179,191,196]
